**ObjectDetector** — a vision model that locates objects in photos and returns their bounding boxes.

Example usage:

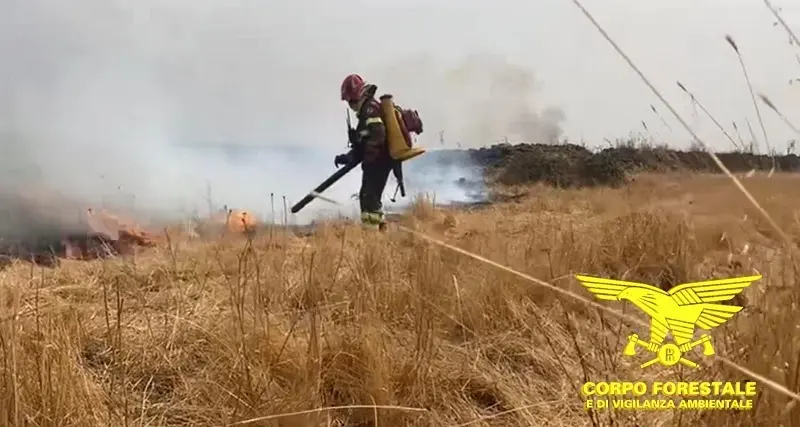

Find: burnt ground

[429,143,800,189]
[0,230,154,269]
[0,195,156,269]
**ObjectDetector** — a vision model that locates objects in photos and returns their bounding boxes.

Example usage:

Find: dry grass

[1,172,799,426]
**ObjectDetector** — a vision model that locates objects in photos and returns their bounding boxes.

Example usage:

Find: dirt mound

[431,143,800,188]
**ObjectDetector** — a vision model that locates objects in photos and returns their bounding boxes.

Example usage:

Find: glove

[334,153,351,168]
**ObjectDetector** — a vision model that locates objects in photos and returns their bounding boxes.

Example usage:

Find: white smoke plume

[0,1,564,230]
[370,52,566,148]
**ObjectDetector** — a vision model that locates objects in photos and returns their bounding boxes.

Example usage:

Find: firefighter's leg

[359,161,392,229]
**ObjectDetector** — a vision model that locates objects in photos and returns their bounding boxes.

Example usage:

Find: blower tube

[290,160,361,214]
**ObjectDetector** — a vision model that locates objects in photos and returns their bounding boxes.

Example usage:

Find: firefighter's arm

[359,103,386,164]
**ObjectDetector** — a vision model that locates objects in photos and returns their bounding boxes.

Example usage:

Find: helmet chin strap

[351,84,377,114]
[350,97,365,114]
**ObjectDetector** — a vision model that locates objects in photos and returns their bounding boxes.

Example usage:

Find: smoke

[0,1,562,231]
[370,52,566,148]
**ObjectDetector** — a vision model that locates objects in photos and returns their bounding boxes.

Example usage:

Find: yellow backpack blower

[380,94,426,162]
[380,94,425,201]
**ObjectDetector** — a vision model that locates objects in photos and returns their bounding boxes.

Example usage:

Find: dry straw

[570,0,799,401]
[398,0,800,411]
[764,0,800,48]
[676,81,743,151]
[758,93,800,137]
[725,34,774,171]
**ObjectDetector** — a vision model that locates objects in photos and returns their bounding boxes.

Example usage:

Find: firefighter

[335,74,392,230]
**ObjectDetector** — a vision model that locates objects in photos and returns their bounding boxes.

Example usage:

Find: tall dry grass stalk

[0,174,798,426]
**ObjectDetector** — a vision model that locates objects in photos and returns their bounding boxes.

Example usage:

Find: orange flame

[213,209,258,233]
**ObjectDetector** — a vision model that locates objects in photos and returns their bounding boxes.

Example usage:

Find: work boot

[360,211,385,231]
[378,221,388,232]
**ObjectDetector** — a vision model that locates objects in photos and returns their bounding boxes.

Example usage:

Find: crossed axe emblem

[623,333,715,368]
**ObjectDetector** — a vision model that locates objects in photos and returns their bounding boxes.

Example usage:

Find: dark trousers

[359,159,393,224]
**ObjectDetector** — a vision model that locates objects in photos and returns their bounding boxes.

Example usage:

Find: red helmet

[340,74,366,102]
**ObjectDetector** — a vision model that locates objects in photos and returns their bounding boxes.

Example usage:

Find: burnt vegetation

[431,141,800,189]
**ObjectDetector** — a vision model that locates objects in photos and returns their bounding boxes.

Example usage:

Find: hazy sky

[0,0,798,222]
[4,0,799,149]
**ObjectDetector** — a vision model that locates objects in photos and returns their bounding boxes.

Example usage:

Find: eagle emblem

[575,274,761,368]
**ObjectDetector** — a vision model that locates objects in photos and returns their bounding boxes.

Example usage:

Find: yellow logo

[575,274,761,368]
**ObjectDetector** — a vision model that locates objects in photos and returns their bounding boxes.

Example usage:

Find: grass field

[0,171,798,426]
